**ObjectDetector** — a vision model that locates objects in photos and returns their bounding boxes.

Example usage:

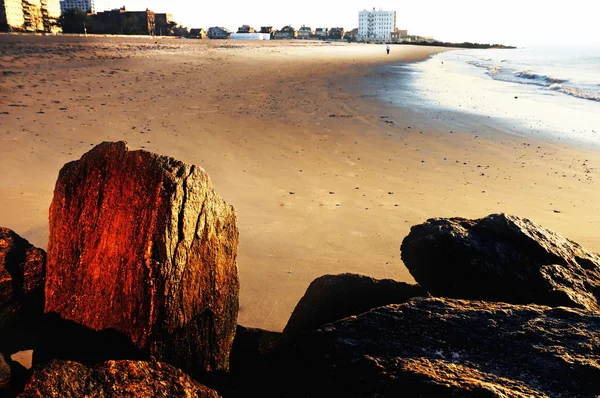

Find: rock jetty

[2,143,599,397]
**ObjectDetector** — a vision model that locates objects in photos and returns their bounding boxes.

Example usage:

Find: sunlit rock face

[0,227,46,355]
[20,360,221,398]
[45,141,239,375]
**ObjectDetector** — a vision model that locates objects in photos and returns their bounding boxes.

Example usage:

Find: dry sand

[1,35,599,332]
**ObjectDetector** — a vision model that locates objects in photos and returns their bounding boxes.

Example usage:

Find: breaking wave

[466,61,600,102]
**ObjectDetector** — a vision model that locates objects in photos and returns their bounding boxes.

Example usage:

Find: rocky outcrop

[204,325,282,397]
[19,360,220,397]
[0,353,28,397]
[0,228,46,354]
[44,142,239,374]
[401,214,600,311]
[272,297,600,397]
[230,326,281,373]
[0,353,10,390]
[283,273,427,336]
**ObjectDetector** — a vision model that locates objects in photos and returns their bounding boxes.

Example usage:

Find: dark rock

[401,214,600,311]
[44,142,239,375]
[0,353,10,390]
[273,297,600,397]
[202,325,281,397]
[1,352,29,397]
[230,325,281,374]
[33,314,149,367]
[283,273,427,336]
[0,228,46,354]
[19,360,220,397]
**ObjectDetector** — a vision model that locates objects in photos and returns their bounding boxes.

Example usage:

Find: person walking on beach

[386,44,390,55]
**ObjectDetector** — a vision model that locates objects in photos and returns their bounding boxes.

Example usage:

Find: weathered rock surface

[272,298,600,397]
[19,360,220,397]
[201,325,282,397]
[401,214,600,311]
[283,273,427,336]
[230,325,281,372]
[0,352,29,397]
[0,353,10,390]
[44,142,239,374]
[0,228,46,354]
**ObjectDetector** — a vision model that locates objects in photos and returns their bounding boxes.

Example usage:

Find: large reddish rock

[44,142,239,374]
[19,360,221,397]
[0,228,46,354]
[401,214,600,311]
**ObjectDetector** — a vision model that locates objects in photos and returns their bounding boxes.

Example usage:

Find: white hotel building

[358,8,396,42]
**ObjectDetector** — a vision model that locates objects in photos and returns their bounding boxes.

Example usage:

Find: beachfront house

[345,28,359,42]
[314,27,329,39]
[189,28,207,39]
[237,24,255,33]
[328,27,344,40]
[274,25,296,39]
[208,26,231,39]
[297,25,312,39]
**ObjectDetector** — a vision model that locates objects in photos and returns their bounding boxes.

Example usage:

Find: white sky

[102,0,600,46]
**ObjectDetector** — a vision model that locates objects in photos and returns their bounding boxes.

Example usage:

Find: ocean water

[382,45,600,145]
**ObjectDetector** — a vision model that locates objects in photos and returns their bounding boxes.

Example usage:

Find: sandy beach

[1,35,599,332]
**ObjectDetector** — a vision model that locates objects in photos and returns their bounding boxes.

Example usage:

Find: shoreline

[1,37,599,332]
[378,49,600,148]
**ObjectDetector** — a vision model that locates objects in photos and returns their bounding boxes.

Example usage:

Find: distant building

[207,26,230,39]
[274,25,296,39]
[90,8,155,35]
[314,27,328,39]
[230,32,270,40]
[59,0,94,13]
[0,0,60,32]
[259,26,272,34]
[297,25,311,39]
[22,0,44,31]
[358,8,396,42]
[328,27,344,40]
[154,12,172,35]
[345,28,358,42]
[189,28,207,39]
[237,24,255,33]
[0,0,25,31]
[41,0,61,33]
[402,35,434,43]
[172,25,188,37]
[390,29,408,43]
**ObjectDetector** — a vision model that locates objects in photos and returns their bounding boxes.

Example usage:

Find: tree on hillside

[59,8,89,34]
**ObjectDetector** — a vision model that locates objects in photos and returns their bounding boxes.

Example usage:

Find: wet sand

[1,35,599,332]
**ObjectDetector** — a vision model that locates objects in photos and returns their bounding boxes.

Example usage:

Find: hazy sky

[102,0,599,46]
